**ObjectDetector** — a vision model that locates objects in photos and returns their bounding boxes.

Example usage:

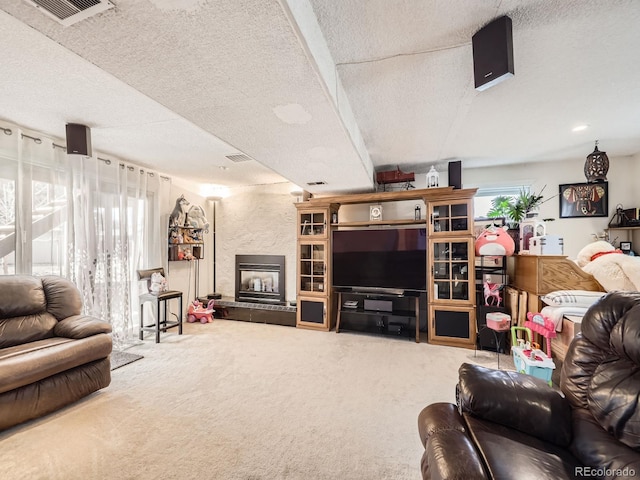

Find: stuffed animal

[186,204,210,233]
[169,195,190,227]
[575,240,640,292]
[187,299,215,323]
[475,226,515,256]
[149,272,168,294]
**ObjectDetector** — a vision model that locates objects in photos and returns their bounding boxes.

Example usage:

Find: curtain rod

[3,123,172,182]
[21,133,42,144]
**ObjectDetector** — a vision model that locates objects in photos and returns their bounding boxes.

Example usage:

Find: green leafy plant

[486,186,547,229]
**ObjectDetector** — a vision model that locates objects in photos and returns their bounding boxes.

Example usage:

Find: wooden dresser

[507,254,604,323]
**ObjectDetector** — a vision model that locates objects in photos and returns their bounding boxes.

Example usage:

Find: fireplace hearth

[235,255,286,305]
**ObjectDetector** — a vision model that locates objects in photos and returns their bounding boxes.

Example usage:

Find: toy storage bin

[486,312,511,331]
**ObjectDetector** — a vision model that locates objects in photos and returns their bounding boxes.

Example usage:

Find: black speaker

[472,16,514,91]
[65,123,92,156]
[448,160,462,189]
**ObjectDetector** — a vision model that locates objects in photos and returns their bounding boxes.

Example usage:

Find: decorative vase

[507,228,520,254]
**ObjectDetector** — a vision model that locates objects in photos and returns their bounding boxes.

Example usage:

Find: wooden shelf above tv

[304,186,478,206]
[335,219,425,227]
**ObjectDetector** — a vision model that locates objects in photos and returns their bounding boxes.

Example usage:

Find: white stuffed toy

[149,272,168,294]
[186,204,210,232]
[575,240,640,292]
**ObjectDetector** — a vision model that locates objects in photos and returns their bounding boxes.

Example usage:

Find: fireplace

[235,255,286,305]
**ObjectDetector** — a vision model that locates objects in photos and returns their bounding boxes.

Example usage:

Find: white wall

[464,154,640,258]
[216,183,298,303]
[162,154,639,303]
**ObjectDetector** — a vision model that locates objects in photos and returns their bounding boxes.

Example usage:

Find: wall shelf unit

[295,186,478,347]
[169,226,204,261]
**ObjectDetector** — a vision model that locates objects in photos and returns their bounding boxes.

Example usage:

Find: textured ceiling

[0,0,639,194]
[310,0,640,173]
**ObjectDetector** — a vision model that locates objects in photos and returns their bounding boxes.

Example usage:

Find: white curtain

[0,123,171,350]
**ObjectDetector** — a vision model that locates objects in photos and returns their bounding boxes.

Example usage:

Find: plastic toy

[187,299,215,323]
[525,312,557,358]
[483,276,502,306]
[510,326,555,386]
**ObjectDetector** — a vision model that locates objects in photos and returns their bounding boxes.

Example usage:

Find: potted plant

[486,187,547,251]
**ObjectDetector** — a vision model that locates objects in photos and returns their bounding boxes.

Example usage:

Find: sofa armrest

[457,363,572,447]
[418,403,488,480]
[54,315,112,339]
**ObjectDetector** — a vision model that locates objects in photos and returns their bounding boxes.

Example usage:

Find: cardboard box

[529,235,563,255]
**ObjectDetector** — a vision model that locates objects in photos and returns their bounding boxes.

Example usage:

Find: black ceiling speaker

[65,123,92,156]
[472,16,514,91]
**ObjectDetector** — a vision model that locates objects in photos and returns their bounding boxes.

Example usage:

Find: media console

[335,289,422,342]
[295,187,478,348]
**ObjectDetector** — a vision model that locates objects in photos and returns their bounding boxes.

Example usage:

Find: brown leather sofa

[0,275,112,431]
[418,291,640,480]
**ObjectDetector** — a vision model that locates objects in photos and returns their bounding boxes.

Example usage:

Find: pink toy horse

[187,299,215,323]
[483,279,502,306]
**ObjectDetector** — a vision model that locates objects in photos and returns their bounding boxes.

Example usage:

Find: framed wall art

[559,182,608,218]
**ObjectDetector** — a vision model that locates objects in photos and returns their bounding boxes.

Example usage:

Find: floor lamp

[207,196,222,299]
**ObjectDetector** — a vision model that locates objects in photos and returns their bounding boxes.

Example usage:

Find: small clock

[370,204,383,221]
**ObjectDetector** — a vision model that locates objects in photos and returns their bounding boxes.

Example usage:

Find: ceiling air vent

[225,154,252,163]
[25,0,114,27]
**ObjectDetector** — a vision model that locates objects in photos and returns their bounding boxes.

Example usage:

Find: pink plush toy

[475,226,515,256]
[187,299,215,323]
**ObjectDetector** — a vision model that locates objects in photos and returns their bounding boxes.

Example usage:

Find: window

[474,186,529,220]
[0,176,15,274]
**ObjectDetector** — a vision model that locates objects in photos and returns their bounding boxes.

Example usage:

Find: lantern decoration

[584,140,609,183]
[426,166,439,188]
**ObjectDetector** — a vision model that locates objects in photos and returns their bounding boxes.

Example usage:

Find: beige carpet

[0,320,513,480]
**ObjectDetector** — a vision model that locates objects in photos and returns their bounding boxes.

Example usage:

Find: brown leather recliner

[418,291,640,479]
[0,275,112,431]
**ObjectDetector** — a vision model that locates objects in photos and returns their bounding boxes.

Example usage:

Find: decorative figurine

[426,166,439,188]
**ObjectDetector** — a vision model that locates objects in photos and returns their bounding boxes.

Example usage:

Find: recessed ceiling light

[572,125,589,132]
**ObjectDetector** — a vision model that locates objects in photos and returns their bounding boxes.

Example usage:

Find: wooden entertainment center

[295,186,478,347]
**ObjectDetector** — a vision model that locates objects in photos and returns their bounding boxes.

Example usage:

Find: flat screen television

[332,228,427,292]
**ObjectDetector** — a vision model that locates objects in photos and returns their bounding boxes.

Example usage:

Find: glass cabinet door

[429,201,472,235]
[299,242,326,294]
[299,211,327,237]
[430,238,473,303]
